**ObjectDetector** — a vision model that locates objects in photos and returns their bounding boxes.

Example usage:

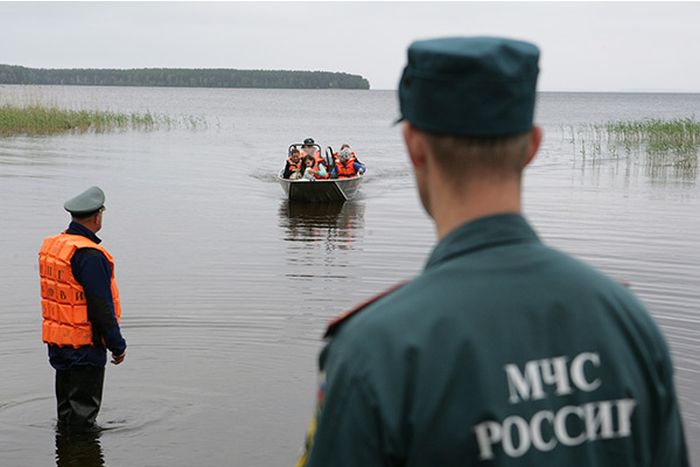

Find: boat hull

[278,175,363,202]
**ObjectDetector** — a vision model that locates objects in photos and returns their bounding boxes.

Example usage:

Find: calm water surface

[1,86,698,465]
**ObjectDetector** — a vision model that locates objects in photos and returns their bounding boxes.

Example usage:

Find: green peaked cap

[397,36,540,137]
[64,186,105,215]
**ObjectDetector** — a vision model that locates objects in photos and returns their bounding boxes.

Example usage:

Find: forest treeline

[0,64,370,90]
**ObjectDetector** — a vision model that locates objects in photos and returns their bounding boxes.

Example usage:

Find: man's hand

[111,352,126,365]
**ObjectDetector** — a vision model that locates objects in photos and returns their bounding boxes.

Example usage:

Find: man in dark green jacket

[296,37,689,466]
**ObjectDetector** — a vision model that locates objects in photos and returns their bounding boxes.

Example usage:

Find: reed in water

[0,104,205,136]
[565,117,699,181]
[601,117,700,155]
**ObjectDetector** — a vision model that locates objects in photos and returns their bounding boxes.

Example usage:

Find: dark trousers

[55,366,105,429]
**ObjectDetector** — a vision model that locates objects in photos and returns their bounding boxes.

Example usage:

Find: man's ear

[402,122,427,170]
[524,125,542,167]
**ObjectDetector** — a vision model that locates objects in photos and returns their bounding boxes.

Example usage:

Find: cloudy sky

[1,1,698,92]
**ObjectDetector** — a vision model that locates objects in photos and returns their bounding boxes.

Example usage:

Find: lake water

[1,86,698,465]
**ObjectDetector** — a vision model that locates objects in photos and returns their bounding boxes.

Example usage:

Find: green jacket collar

[425,213,540,270]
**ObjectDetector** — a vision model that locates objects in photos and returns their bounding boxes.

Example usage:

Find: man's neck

[72,219,99,234]
[430,178,522,240]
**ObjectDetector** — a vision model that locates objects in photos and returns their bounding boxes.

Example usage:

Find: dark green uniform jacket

[302,214,688,466]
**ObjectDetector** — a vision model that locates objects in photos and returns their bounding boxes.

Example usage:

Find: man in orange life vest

[38,186,127,430]
[301,137,326,164]
[300,137,320,160]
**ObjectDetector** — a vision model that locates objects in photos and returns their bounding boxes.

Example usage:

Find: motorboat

[279,143,365,202]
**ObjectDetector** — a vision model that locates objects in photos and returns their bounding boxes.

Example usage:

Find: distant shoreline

[0,64,370,90]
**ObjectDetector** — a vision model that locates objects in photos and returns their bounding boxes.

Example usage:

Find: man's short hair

[71,209,100,220]
[423,130,531,185]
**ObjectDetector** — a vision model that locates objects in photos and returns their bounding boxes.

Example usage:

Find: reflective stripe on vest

[38,233,121,348]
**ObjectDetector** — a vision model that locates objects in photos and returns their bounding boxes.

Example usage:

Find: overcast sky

[1,1,699,92]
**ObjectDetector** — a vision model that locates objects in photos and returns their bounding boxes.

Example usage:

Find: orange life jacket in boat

[300,148,319,158]
[287,157,301,172]
[301,149,325,165]
[335,156,358,177]
[38,233,121,348]
[301,166,329,180]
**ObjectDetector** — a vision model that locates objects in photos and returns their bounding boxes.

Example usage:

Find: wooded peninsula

[0,64,370,90]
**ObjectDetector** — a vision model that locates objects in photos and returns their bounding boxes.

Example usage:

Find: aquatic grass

[566,117,699,181]
[0,104,207,136]
[600,118,700,155]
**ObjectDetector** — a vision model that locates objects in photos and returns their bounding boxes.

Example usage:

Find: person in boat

[300,137,320,159]
[296,37,689,467]
[331,146,365,179]
[300,155,317,181]
[39,186,127,432]
[283,148,302,179]
[301,137,327,170]
[299,154,328,181]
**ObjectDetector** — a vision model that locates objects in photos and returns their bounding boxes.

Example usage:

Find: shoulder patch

[324,281,408,338]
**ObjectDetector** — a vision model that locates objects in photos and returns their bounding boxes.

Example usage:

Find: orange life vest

[314,168,329,180]
[301,166,328,180]
[301,150,325,166]
[38,233,121,348]
[300,148,318,158]
[287,157,301,172]
[335,156,358,177]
